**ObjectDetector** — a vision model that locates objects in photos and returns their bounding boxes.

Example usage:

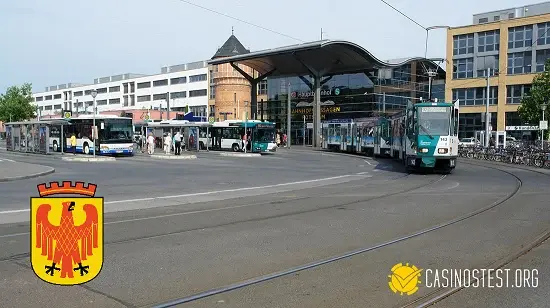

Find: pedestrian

[70,133,77,155]
[174,131,182,155]
[147,133,155,155]
[163,133,171,154]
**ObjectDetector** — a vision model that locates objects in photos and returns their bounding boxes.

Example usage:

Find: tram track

[0,170,443,263]
[141,161,525,308]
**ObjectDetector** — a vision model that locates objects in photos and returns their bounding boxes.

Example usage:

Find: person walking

[174,131,182,155]
[70,133,77,155]
[147,133,155,155]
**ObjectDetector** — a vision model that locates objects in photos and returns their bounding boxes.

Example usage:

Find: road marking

[0,174,369,215]
[364,159,373,166]
[0,158,15,162]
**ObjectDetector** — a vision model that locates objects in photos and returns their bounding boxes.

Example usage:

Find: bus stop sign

[209,117,215,124]
[63,111,72,119]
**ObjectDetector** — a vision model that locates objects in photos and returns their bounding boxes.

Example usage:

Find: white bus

[48,115,134,155]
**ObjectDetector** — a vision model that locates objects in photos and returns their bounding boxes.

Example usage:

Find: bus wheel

[232,143,240,152]
[53,141,58,152]
[199,141,205,150]
[83,143,90,155]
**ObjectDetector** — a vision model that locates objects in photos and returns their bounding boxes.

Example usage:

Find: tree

[518,59,550,126]
[0,83,36,123]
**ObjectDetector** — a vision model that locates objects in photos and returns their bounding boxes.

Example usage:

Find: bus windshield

[417,106,450,136]
[254,128,275,143]
[99,119,133,143]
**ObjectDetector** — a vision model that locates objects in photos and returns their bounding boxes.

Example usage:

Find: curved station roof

[208,39,444,78]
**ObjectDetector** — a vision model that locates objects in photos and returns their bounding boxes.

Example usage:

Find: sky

[0,0,530,93]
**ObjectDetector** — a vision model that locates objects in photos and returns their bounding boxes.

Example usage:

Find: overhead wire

[176,0,305,42]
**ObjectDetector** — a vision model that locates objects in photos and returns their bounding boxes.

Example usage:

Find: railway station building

[208,37,445,147]
[446,2,550,139]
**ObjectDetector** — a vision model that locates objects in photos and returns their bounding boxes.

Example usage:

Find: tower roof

[212,35,250,59]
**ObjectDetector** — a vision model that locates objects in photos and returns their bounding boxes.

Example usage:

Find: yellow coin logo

[388,263,422,295]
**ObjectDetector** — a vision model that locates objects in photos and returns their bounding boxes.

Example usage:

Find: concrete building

[446,1,550,139]
[32,61,210,122]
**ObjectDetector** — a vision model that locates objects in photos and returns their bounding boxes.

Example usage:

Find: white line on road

[0,158,15,162]
[0,174,368,216]
[364,159,373,166]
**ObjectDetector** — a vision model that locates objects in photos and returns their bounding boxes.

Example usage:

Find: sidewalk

[0,160,55,182]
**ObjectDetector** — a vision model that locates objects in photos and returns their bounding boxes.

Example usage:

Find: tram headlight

[438,148,448,154]
[420,148,429,153]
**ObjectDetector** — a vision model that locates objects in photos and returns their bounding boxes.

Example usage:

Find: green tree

[518,59,550,126]
[0,83,36,123]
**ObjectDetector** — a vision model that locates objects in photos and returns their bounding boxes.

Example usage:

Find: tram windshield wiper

[419,125,434,140]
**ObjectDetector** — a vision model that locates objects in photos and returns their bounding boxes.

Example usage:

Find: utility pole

[287,82,291,148]
[485,67,491,148]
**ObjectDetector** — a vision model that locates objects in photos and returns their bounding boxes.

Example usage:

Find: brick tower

[211,31,253,121]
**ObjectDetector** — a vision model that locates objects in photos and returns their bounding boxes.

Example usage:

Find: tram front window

[417,107,450,136]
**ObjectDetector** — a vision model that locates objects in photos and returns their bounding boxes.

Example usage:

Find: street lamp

[91,89,98,158]
[425,26,450,58]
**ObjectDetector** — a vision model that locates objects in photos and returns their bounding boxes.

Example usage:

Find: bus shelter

[145,120,212,152]
[5,119,70,154]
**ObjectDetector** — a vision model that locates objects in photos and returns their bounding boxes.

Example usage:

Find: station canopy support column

[230,63,275,120]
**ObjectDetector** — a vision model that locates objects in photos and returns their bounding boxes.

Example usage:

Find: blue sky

[0,0,527,93]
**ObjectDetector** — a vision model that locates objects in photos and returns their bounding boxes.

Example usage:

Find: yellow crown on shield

[37,181,97,197]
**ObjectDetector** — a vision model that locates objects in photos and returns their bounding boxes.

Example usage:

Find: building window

[137,95,151,102]
[153,79,168,87]
[476,55,499,77]
[36,97,43,101]
[506,85,531,104]
[152,93,167,101]
[258,79,268,95]
[478,30,500,52]
[189,74,207,82]
[509,13,515,19]
[96,100,107,106]
[392,64,411,81]
[189,89,207,97]
[74,91,83,97]
[494,16,500,21]
[453,58,474,79]
[137,82,151,89]
[536,49,550,72]
[508,25,533,49]
[459,113,496,138]
[209,86,215,99]
[108,98,120,105]
[453,34,474,55]
[45,95,52,101]
[109,86,120,92]
[44,105,52,110]
[170,77,187,85]
[96,88,107,94]
[452,87,498,106]
[537,22,550,45]
[53,94,61,99]
[479,17,488,24]
[170,91,186,99]
[507,51,532,74]
[85,90,92,95]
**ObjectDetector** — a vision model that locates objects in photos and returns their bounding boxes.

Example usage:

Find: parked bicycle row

[458,144,550,168]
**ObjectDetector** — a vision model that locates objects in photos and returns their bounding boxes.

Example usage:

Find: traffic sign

[63,111,72,119]
[209,117,215,124]
[540,121,548,130]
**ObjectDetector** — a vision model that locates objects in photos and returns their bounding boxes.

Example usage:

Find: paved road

[0,150,548,308]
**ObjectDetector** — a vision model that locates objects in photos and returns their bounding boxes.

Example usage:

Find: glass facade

[258,61,445,145]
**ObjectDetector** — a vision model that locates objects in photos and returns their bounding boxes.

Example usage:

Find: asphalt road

[0,149,548,308]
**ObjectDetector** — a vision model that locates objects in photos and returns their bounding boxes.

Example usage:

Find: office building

[446,1,550,139]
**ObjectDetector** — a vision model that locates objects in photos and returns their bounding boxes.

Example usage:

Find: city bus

[210,120,277,153]
[49,115,134,156]
[146,120,211,150]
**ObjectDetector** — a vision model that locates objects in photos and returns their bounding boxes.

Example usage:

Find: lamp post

[425,26,450,58]
[91,89,98,158]
[541,104,547,151]
[244,101,248,153]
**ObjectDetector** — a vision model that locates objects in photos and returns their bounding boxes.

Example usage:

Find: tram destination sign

[505,125,539,131]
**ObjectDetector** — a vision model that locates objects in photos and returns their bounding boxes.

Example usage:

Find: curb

[61,156,116,162]
[219,152,261,157]
[0,167,55,183]
[150,154,197,160]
